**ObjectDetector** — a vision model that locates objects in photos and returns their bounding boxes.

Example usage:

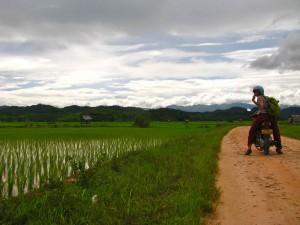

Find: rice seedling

[0,137,164,198]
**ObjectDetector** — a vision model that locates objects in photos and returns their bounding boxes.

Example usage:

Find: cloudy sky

[0,0,300,107]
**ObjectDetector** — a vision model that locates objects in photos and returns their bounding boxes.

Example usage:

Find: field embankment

[208,126,300,225]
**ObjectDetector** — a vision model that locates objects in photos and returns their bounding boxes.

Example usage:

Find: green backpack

[265,96,280,117]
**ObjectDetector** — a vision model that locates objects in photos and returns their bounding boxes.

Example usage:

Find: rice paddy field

[0,121,298,225]
[0,122,220,198]
[0,138,164,198]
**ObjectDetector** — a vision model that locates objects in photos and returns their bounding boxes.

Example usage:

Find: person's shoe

[245,149,252,155]
[276,146,283,154]
[274,142,283,154]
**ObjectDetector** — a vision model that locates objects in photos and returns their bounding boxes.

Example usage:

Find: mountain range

[168,103,299,112]
[0,104,299,122]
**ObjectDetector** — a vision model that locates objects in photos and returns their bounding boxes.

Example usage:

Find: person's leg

[246,115,264,155]
[270,117,283,153]
[247,119,257,147]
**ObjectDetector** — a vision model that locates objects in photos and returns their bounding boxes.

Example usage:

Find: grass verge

[279,122,300,140]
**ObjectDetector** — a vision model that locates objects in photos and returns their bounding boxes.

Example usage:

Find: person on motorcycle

[245,85,283,155]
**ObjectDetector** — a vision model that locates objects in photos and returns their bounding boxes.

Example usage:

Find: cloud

[0,1,300,107]
[251,32,300,71]
[1,73,299,107]
[223,48,277,62]
[1,33,300,107]
[0,0,299,42]
[235,35,267,44]
[180,43,223,47]
[1,57,300,107]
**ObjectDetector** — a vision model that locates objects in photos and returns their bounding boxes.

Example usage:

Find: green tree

[133,115,150,128]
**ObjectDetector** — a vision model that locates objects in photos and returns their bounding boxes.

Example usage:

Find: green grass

[0,121,231,140]
[0,122,235,225]
[279,122,300,140]
[0,121,233,128]
[0,121,134,128]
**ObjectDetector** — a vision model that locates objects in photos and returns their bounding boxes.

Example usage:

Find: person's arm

[252,95,258,105]
[256,96,265,109]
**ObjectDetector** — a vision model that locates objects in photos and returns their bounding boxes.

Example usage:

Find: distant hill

[281,107,300,119]
[168,103,254,112]
[168,103,298,112]
[0,104,298,122]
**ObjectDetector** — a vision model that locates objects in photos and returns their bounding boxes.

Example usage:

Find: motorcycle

[254,120,274,155]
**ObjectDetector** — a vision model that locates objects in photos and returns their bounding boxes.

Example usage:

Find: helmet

[253,85,264,95]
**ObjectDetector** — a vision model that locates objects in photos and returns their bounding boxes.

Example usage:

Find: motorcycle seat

[261,128,273,135]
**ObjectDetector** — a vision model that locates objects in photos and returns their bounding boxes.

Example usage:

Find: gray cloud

[0,40,66,55]
[251,32,300,71]
[0,1,300,107]
[0,71,51,91]
[0,0,299,41]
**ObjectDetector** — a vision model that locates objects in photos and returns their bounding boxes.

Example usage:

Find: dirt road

[208,126,300,225]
